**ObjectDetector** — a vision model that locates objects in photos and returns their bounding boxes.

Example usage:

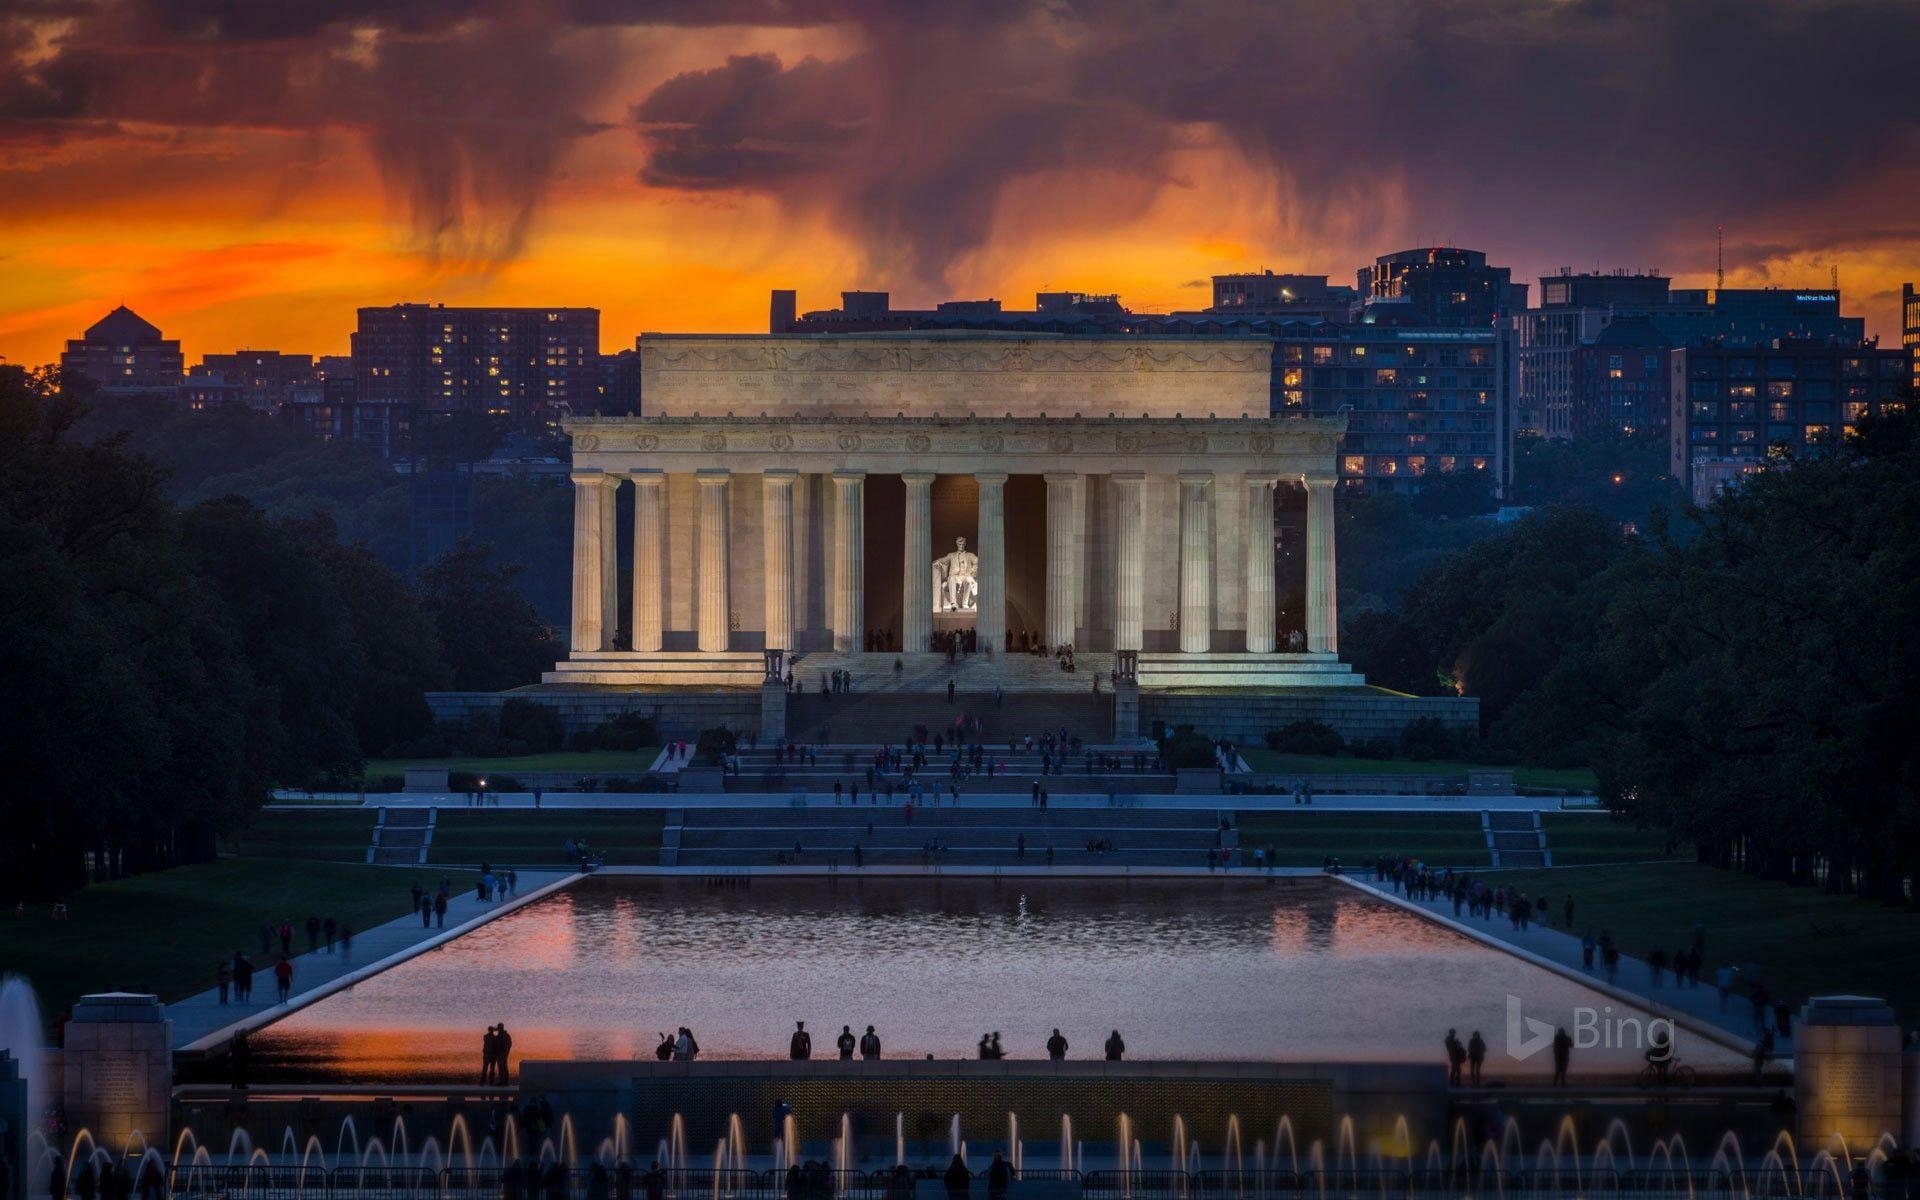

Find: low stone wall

[428,690,762,739]
[1143,691,1479,744]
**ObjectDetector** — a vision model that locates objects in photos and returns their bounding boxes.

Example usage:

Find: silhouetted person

[1046,1028,1068,1060]
[986,1153,1012,1200]
[837,1025,856,1059]
[497,1024,514,1083]
[644,1162,666,1200]
[1105,1030,1125,1061]
[1443,1029,1466,1086]
[1551,1028,1573,1087]
[1466,1030,1487,1086]
[887,1165,915,1200]
[229,1029,251,1090]
[944,1155,971,1200]
[790,1021,812,1060]
[860,1025,882,1059]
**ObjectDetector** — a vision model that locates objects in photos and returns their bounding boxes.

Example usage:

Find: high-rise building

[192,350,317,412]
[598,348,642,415]
[59,306,184,395]
[1669,336,1908,501]
[351,304,600,448]
[1274,323,1516,496]
[1516,272,1673,437]
[1904,283,1919,389]
[1208,272,1357,322]
[1569,316,1674,437]
[1356,248,1522,328]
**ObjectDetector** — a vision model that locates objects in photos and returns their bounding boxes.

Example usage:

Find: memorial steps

[785,649,1118,694]
[666,804,1227,867]
[718,748,1172,795]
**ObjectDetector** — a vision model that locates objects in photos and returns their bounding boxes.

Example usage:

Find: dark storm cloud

[632,0,1920,286]
[5,0,1918,279]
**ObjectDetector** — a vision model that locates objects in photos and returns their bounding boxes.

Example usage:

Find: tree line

[0,367,559,899]
[1348,405,1920,905]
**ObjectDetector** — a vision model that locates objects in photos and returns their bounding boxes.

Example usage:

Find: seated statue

[932,536,979,613]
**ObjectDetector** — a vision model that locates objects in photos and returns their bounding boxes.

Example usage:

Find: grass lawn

[1237,748,1595,792]
[429,810,665,867]
[360,749,661,777]
[0,858,445,1030]
[1236,809,1490,867]
[1542,812,1683,866]
[1480,862,1920,1024]
[221,809,378,861]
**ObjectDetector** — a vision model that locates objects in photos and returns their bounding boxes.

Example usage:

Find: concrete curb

[592,864,1322,879]
[1333,874,1762,1060]
[176,872,584,1053]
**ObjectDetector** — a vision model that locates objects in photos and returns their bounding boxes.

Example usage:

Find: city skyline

[4,0,1919,365]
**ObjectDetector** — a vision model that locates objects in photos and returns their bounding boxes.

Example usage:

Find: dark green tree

[418,538,562,691]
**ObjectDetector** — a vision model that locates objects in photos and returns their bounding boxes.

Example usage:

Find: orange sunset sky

[3,0,1917,367]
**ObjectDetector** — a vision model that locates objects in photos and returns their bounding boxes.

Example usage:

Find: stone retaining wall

[428,690,761,739]
[1142,691,1479,743]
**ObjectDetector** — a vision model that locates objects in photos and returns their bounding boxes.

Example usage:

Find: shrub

[1399,717,1456,761]
[694,726,737,764]
[498,699,565,753]
[1161,724,1219,770]
[591,710,660,748]
[1265,720,1344,756]
[1350,738,1397,760]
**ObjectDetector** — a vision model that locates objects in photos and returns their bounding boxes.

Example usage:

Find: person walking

[860,1025,882,1059]
[273,955,293,1004]
[434,891,448,928]
[1551,1028,1573,1087]
[1443,1029,1466,1086]
[232,951,254,1003]
[789,1021,812,1061]
[215,959,232,1005]
[837,1025,857,1060]
[1466,1030,1487,1086]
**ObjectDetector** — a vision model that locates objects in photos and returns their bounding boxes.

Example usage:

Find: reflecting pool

[247,876,1746,1081]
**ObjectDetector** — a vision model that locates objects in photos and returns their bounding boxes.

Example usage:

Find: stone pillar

[60,993,171,1154]
[1044,472,1080,650]
[1244,474,1277,654]
[1112,472,1145,652]
[695,470,731,653]
[599,474,620,642]
[901,471,935,652]
[761,469,798,654]
[975,471,1008,652]
[568,468,612,653]
[1178,471,1213,654]
[1795,995,1907,1153]
[1305,474,1338,654]
[830,470,865,651]
[629,470,666,653]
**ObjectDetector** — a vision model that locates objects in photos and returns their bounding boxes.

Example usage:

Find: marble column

[762,469,797,653]
[1178,471,1213,654]
[1306,474,1339,654]
[696,470,731,653]
[1244,474,1277,654]
[568,468,612,653]
[901,471,935,652]
[599,474,619,642]
[629,469,666,653]
[830,470,865,651]
[1111,471,1145,652]
[1044,472,1079,650]
[975,471,1008,652]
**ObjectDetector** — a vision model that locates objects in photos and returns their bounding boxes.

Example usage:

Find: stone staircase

[787,690,1117,745]
[667,805,1229,868]
[369,807,435,865]
[1484,810,1547,868]
[725,742,1172,795]
[784,649,1118,695]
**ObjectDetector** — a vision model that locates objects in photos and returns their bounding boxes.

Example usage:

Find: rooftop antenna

[1830,263,1839,291]
[1715,224,1724,290]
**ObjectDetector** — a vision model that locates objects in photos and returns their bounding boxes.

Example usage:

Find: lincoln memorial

[545,333,1362,694]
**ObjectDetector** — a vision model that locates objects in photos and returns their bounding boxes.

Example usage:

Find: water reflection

[248,878,1745,1081]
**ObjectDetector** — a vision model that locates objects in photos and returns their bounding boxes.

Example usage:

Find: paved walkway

[276,790,1585,812]
[1338,873,1787,1060]
[170,869,575,1051]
